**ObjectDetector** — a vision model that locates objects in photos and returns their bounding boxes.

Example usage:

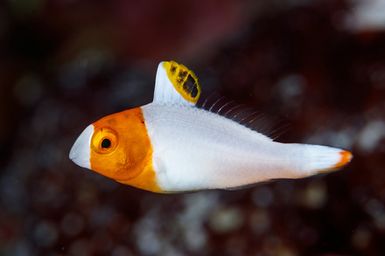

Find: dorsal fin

[198,93,289,141]
[153,61,201,106]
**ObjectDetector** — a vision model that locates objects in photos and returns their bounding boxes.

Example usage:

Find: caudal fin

[302,145,353,174]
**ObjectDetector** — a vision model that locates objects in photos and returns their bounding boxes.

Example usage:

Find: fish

[69,61,353,193]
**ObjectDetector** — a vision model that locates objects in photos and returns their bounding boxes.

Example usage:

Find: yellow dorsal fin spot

[163,61,201,104]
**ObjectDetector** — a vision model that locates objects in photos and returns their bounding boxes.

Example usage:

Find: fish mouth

[69,125,94,169]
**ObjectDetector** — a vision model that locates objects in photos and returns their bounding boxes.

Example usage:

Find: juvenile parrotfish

[69,61,352,193]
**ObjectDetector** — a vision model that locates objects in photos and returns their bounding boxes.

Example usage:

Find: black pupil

[101,138,111,149]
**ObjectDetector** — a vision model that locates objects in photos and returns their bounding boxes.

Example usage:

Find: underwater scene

[1,1,385,255]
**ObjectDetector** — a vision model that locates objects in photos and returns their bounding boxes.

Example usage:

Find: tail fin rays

[333,150,353,170]
[302,145,353,174]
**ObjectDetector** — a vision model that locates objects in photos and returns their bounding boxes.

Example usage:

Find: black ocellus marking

[183,75,199,98]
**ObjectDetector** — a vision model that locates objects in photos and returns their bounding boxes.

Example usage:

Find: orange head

[69,107,160,192]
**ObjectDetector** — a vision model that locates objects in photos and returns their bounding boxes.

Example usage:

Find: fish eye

[101,138,111,149]
[91,128,118,154]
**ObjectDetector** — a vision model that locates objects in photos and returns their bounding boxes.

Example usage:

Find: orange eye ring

[91,127,118,154]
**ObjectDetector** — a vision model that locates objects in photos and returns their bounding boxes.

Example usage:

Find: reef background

[1,1,385,255]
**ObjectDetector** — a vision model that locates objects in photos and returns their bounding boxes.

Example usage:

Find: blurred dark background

[1,0,385,255]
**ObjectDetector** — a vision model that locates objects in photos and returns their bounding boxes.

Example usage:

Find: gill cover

[153,61,201,106]
[89,108,160,192]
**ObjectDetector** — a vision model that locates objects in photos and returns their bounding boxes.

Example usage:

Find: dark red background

[1,1,384,255]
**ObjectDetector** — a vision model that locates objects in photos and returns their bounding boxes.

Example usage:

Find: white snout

[69,125,93,169]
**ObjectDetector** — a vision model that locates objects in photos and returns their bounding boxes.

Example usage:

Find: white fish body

[69,61,352,193]
[143,103,344,192]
